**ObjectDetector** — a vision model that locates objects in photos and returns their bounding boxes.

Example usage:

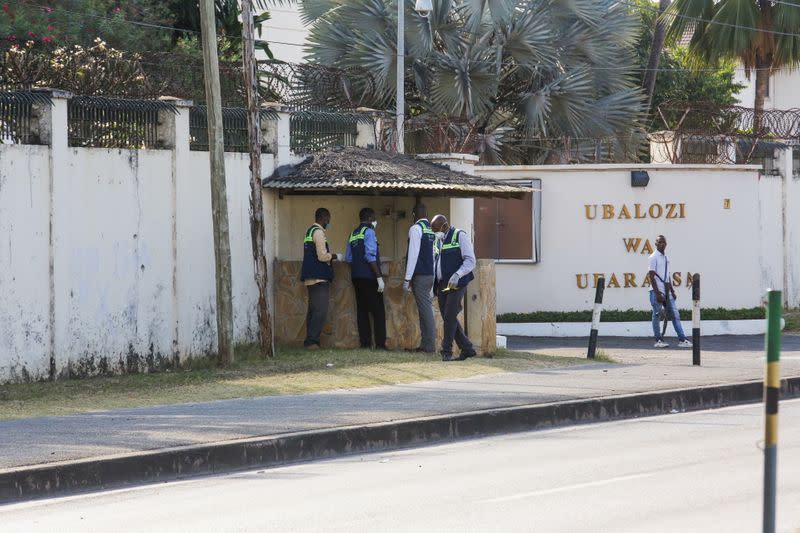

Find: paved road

[2,335,800,469]
[509,333,800,362]
[3,401,799,532]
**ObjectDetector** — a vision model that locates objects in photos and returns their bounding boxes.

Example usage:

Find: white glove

[403,280,412,293]
[377,277,385,293]
[448,273,460,290]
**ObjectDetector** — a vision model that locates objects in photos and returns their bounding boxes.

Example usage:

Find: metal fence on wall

[189,106,278,153]
[0,91,50,145]
[67,97,176,149]
[289,111,363,154]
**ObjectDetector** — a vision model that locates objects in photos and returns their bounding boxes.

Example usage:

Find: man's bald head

[431,214,448,233]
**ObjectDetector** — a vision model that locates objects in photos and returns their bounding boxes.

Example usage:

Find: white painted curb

[496,335,508,349]
[497,319,785,338]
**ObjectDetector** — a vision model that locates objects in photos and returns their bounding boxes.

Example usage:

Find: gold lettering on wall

[574,272,696,289]
[584,203,687,220]
[623,238,642,253]
[665,203,678,219]
[648,204,663,218]
[622,237,655,255]
[577,202,690,289]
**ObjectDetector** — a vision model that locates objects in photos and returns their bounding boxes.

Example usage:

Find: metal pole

[692,273,700,366]
[396,0,404,154]
[763,289,781,533]
[587,277,605,359]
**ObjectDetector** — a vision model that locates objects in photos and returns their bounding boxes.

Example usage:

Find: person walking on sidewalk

[403,203,437,353]
[301,208,340,350]
[648,234,692,349]
[345,207,387,349]
[431,214,477,362]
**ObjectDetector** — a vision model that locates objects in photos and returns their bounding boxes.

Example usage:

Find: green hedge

[497,307,766,323]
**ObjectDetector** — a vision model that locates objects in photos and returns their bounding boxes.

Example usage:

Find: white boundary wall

[0,95,296,382]
[477,164,800,315]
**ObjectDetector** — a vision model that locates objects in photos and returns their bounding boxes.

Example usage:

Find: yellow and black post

[587,277,605,359]
[763,289,781,533]
[692,273,701,366]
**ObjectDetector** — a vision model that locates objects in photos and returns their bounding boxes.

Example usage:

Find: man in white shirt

[403,204,437,353]
[432,214,477,361]
[648,235,692,349]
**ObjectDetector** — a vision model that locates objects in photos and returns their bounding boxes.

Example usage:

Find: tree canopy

[665,0,800,130]
[630,0,744,130]
[303,0,647,163]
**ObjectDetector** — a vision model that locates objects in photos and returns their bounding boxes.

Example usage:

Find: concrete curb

[497,319,785,338]
[3,376,800,504]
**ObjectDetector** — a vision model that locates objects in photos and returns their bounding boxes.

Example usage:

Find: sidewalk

[1,335,799,502]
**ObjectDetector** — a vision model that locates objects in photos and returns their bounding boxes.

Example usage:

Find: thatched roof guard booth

[263,147,525,355]
[262,146,529,199]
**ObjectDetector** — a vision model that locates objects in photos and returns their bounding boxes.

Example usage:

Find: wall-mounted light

[414,0,433,16]
[631,170,650,187]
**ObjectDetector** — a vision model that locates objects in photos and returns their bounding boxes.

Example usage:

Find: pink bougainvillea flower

[47,25,55,31]
[113,6,121,13]
[7,35,17,41]
[2,5,9,13]
[44,7,53,13]
[43,36,53,43]
[28,31,36,37]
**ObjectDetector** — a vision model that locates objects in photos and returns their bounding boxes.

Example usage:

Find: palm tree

[301,0,645,163]
[665,0,800,133]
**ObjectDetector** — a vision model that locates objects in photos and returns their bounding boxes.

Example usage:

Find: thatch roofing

[262,146,529,198]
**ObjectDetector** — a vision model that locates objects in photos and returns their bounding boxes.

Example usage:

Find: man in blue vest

[345,207,386,349]
[300,207,340,350]
[403,203,437,353]
[431,214,477,361]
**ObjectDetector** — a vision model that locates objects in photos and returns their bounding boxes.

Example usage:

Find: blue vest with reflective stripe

[300,225,334,282]
[414,220,435,276]
[438,227,474,288]
[348,223,381,280]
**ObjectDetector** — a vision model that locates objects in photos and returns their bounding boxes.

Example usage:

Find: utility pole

[240,0,274,358]
[396,0,405,154]
[199,0,235,366]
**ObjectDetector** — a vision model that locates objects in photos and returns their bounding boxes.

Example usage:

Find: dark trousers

[436,283,475,357]
[304,282,330,347]
[352,279,386,348]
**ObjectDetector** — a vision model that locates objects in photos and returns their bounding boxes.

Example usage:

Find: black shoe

[458,351,477,361]
[441,353,455,361]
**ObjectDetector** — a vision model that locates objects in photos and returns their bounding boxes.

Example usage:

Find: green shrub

[497,307,766,323]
